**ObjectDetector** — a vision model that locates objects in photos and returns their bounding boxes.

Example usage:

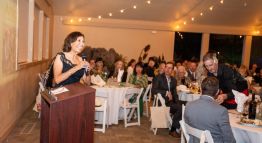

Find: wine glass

[241,103,249,120]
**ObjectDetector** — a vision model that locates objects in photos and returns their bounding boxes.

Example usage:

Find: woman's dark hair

[127,59,136,67]
[63,31,85,52]
[95,57,103,63]
[133,62,145,76]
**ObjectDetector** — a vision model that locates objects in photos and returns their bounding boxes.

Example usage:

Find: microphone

[81,54,89,76]
[81,54,87,61]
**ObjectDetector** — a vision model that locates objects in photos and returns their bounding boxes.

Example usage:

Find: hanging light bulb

[147,0,151,4]
[108,13,113,16]
[183,21,187,25]
[253,30,260,35]
[78,18,82,22]
[220,0,224,4]
[120,9,125,13]
[98,15,102,19]
[209,6,214,11]
[244,2,247,7]
[88,17,92,21]
[200,12,203,16]
[191,17,195,21]
[133,5,137,9]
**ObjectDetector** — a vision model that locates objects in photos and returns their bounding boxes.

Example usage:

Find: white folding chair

[142,84,152,117]
[180,104,189,143]
[180,104,214,143]
[39,82,45,91]
[121,88,144,128]
[147,77,153,82]
[151,93,172,135]
[33,82,45,118]
[184,122,214,143]
[94,97,107,133]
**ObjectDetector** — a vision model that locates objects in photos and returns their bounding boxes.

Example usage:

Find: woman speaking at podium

[53,31,90,87]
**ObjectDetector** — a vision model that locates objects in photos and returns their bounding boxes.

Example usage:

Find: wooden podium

[40,83,95,143]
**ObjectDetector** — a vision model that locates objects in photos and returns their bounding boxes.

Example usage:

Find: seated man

[154,61,166,76]
[184,77,236,143]
[109,59,127,82]
[152,62,182,138]
[187,60,198,82]
[175,65,190,86]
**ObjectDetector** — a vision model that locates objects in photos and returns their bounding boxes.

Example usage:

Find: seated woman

[52,31,90,87]
[128,62,148,115]
[89,58,96,71]
[126,59,136,82]
[128,62,148,88]
[91,57,108,81]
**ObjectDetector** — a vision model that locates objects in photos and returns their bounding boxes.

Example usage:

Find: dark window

[250,36,262,68]
[174,32,202,62]
[209,34,244,66]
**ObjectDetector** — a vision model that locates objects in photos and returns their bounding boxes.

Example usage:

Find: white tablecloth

[229,111,262,143]
[92,85,136,125]
[178,92,201,102]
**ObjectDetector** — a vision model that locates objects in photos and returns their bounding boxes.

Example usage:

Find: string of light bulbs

[174,0,227,30]
[62,0,260,35]
[175,0,259,35]
[63,0,152,23]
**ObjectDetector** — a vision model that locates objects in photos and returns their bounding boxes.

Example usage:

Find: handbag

[150,106,171,128]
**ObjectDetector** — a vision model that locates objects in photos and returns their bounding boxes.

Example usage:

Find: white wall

[0,0,52,141]
[53,16,175,62]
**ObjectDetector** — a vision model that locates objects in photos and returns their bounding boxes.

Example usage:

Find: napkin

[245,76,253,84]
[232,89,249,113]
[117,69,124,82]
[91,75,106,86]
[176,85,189,92]
[51,87,69,95]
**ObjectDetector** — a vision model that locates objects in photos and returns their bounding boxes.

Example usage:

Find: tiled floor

[3,106,180,143]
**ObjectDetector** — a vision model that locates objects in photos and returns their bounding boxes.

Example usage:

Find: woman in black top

[53,31,90,87]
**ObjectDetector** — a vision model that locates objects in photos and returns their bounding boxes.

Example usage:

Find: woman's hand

[82,75,91,86]
[77,60,90,71]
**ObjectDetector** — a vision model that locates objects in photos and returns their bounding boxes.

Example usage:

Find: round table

[229,111,262,143]
[92,84,137,125]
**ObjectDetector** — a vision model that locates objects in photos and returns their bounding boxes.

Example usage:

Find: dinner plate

[179,89,190,93]
[238,121,262,128]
